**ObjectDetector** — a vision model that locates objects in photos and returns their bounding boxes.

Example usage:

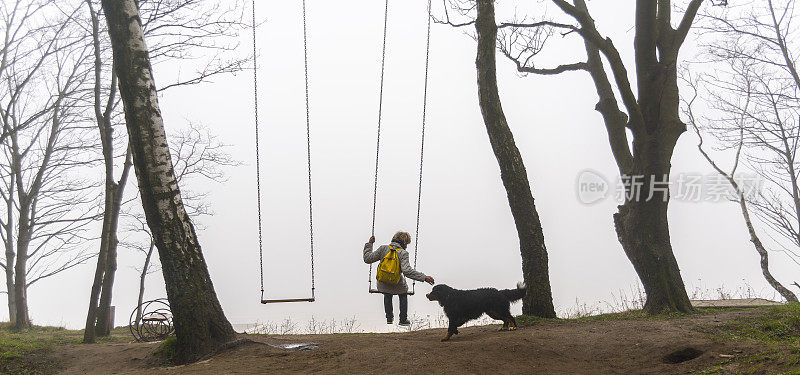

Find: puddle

[269,343,319,351]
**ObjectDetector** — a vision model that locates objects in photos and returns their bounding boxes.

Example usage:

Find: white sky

[15,0,798,332]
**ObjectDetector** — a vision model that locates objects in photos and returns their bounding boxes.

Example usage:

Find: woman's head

[391,231,411,247]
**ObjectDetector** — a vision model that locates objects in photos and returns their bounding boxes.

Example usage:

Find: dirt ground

[52,309,784,374]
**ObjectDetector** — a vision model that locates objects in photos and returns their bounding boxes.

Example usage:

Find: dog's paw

[509,326,517,331]
[440,337,449,342]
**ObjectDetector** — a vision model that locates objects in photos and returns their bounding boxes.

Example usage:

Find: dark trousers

[383,293,408,321]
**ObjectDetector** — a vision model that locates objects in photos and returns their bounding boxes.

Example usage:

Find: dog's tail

[500,282,527,302]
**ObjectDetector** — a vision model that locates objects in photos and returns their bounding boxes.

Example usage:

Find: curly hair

[391,231,412,247]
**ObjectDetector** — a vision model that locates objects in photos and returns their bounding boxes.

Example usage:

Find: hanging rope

[369,0,433,294]
[368,0,391,290]
[302,0,316,300]
[410,0,433,294]
[255,0,315,303]
[253,0,265,301]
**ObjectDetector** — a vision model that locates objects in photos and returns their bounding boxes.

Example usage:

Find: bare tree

[468,0,556,318]
[438,0,729,313]
[81,0,246,342]
[100,0,236,362]
[684,0,800,301]
[81,0,131,342]
[684,75,798,302]
[0,0,99,329]
[124,124,238,323]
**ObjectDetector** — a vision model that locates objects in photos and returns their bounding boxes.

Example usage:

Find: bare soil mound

[52,308,792,374]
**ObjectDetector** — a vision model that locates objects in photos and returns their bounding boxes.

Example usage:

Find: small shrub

[153,336,177,364]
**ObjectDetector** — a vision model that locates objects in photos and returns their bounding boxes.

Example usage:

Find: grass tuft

[153,336,178,365]
[516,308,705,327]
[717,303,800,343]
[696,303,800,374]
[0,322,132,375]
[0,322,78,375]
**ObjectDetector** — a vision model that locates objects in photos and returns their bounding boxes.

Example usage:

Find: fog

[15,1,794,332]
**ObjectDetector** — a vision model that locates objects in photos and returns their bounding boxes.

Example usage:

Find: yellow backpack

[376,245,402,285]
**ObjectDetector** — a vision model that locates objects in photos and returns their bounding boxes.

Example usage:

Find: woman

[363,231,435,326]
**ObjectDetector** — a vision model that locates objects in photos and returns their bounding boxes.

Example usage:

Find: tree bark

[94,183,122,336]
[95,152,131,337]
[612,24,693,314]
[475,0,556,318]
[4,173,16,323]
[84,0,127,341]
[100,0,236,363]
[136,241,155,323]
[83,190,110,342]
[551,0,696,314]
[14,203,31,329]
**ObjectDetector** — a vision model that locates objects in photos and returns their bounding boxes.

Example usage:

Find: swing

[367,0,433,296]
[253,0,315,304]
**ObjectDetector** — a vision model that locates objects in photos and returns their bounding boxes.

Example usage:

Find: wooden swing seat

[369,289,415,296]
[261,297,315,304]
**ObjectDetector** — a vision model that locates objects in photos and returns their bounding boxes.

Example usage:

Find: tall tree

[81,0,245,342]
[494,0,722,313]
[684,0,800,302]
[82,0,132,342]
[0,0,97,328]
[473,0,556,317]
[684,76,798,302]
[99,0,236,362]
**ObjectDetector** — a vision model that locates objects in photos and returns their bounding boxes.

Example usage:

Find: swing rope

[254,0,315,304]
[302,0,316,302]
[369,0,433,295]
[370,0,391,238]
[368,0,391,291]
[253,0,264,301]
[411,0,433,294]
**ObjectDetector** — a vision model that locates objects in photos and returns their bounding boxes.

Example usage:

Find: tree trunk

[100,0,236,362]
[14,206,31,329]
[136,241,155,323]
[5,276,14,324]
[614,53,693,314]
[95,231,118,336]
[740,193,798,302]
[555,0,696,314]
[95,180,125,336]
[85,0,131,339]
[614,193,694,314]
[4,195,15,323]
[474,0,556,318]
[83,185,113,343]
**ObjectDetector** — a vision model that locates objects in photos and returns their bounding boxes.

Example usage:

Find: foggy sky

[17,0,793,332]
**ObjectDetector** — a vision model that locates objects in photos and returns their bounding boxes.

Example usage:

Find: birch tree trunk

[474,0,556,318]
[100,0,236,362]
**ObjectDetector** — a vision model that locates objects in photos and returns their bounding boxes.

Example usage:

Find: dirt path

[54,309,769,374]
